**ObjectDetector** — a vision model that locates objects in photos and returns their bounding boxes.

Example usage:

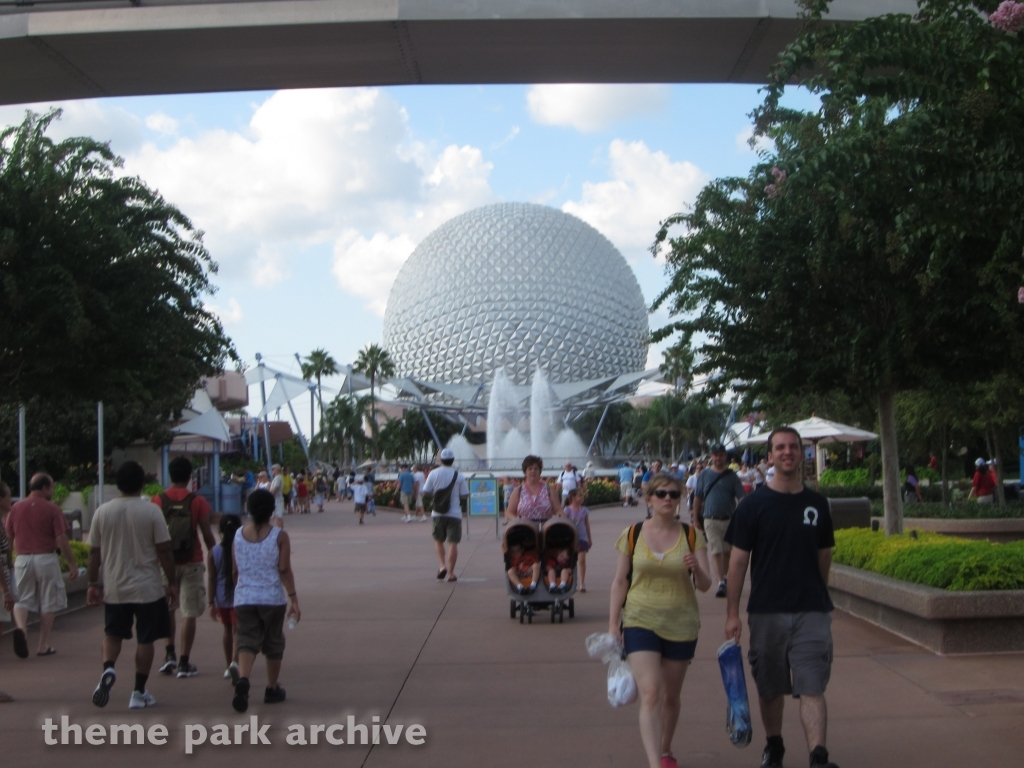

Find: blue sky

[1,83,808,403]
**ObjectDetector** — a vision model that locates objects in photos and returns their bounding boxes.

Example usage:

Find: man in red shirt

[4,473,82,657]
[150,457,216,679]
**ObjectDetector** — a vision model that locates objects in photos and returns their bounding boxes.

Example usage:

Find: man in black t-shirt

[724,426,839,768]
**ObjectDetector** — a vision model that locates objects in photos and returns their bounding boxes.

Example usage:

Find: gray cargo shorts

[747,611,833,700]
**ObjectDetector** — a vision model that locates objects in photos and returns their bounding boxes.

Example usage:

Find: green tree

[659,344,694,393]
[573,402,636,457]
[300,347,339,457]
[379,417,415,462]
[319,394,371,467]
[0,110,235,480]
[625,394,727,460]
[654,1,1024,534]
[353,343,396,458]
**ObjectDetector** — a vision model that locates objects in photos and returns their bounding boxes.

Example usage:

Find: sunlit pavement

[2,499,1023,767]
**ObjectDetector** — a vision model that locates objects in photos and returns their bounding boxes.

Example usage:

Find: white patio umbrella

[744,417,878,479]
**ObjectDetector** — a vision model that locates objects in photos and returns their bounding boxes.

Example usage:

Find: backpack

[159,492,197,565]
[625,520,697,594]
[431,471,459,514]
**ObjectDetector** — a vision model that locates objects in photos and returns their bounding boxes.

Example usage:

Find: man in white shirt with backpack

[423,449,469,583]
[556,462,582,504]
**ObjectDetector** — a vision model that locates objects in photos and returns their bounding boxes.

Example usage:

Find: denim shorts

[623,627,697,661]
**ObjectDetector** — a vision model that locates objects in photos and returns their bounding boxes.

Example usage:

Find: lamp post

[255,353,273,472]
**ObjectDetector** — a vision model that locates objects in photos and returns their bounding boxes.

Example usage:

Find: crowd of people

[1,437,844,768]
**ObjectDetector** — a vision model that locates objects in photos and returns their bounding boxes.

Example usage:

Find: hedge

[833,529,1024,591]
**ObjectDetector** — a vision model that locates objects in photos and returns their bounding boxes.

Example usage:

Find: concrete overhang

[0,0,916,106]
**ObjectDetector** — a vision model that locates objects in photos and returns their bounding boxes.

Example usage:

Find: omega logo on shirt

[803,507,819,526]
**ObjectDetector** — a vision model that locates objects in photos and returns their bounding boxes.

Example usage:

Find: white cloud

[145,112,179,135]
[207,297,244,327]
[562,139,708,262]
[735,125,774,154]
[526,84,669,132]
[332,231,417,316]
[112,89,494,308]
[492,125,520,149]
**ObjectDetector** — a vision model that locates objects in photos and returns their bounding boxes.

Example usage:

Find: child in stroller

[545,548,572,593]
[508,544,541,594]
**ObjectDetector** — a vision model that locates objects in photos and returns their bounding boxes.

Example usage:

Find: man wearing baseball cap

[422,448,469,582]
[693,444,746,598]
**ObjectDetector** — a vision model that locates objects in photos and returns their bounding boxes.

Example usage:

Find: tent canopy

[745,416,877,446]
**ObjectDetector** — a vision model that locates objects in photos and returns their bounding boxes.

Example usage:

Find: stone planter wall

[870,516,1024,543]
[828,564,1024,654]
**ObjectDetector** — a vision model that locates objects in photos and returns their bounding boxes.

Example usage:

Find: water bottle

[287,615,297,630]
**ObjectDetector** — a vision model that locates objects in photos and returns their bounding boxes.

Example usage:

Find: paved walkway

[2,501,1023,767]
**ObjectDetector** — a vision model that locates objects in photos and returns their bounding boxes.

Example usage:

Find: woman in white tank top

[230,488,300,713]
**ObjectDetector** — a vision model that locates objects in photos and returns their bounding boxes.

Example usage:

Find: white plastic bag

[586,632,638,708]
[606,656,638,707]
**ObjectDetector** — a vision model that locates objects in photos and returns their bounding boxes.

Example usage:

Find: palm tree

[353,343,396,458]
[660,343,694,393]
[300,348,339,459]
[320,393,371,467]
[301,348,340,413]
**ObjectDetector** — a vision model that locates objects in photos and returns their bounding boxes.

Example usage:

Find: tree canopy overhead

[653,0,1024,533]
[0,110,236,470]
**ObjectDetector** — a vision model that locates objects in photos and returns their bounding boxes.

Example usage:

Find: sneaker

[661,755,679,768]
[158,656,177,675]
[232,678,250,713]
[128,689,156,709]
[92,668,116,708]
[228,662,240,685]
[715,581,727,598]
[264,685,286,704]
[176,662,198,678]
[761,743,785,768]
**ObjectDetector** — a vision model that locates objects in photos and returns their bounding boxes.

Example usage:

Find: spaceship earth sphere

[382,203,649,387]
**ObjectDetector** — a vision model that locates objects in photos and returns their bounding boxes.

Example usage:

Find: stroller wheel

[568,598,574,618]
[519,607,524,624]
[559,607,564,624]
[510,599,517,619]
[527,611,533,624]
[550,605,556,623]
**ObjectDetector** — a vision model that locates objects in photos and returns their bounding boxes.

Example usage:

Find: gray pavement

[2,500,1023,767]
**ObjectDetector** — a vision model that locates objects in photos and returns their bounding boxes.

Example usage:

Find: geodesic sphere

[382,202,649,387]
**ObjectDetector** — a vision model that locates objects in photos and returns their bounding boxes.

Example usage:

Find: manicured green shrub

[819,468,869,486]
[833,529,1024,590]
[58,540,91,573]
[908,502,1024,519]
[818,484,883,500]
[143,482,164,497]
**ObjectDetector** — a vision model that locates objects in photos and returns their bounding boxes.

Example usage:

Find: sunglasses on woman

[652,489,682,499]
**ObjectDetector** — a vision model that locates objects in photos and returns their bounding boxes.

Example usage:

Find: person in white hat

[968,457,996,504]
[422,449,469,582]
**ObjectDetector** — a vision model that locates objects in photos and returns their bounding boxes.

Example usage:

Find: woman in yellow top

[609,472,713,768]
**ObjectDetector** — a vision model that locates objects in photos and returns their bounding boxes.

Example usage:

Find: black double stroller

[503,517,579,624]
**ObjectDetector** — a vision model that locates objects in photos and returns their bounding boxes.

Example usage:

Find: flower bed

[584,478,620,506]
[834,529,1024,591]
